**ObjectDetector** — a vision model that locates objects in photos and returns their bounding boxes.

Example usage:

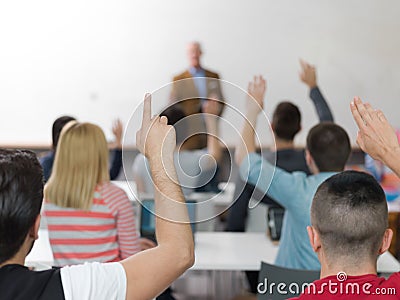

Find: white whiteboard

[1,0,399,146]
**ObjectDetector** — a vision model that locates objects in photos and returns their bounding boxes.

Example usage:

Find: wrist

[382,146,400,167]
[245,110,259,124]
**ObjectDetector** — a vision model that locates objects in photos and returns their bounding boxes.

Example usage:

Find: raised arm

[300,59,334,122]
[350,97,400,178]
[235,76,266,166]
[203,99,222,162]
[109,119,123,180]
[121,94,194,300]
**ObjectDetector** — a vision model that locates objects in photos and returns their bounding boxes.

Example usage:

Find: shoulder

[40,152,54,165]
[204,69,220,78]
[101,183,130,206]
[173,70,191,81]
[382,272,400,286]
[60,262,126,300]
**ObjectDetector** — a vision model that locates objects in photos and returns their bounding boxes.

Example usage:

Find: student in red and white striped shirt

[44,121,154,266]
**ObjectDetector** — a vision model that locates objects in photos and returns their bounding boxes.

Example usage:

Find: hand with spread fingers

[350,96,400,176]
[246,75,267,116]
[112,119,124,149]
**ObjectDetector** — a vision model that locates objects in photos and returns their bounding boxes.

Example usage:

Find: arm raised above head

[299,59,334,122]
[121,94,195,300]
[235,76,266,166]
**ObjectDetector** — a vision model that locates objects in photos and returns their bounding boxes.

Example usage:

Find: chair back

[257,262,320,300]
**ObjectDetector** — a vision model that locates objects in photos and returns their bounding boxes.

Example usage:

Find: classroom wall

[1,0,399,146]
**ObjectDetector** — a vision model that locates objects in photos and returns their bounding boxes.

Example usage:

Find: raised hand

[350,96,400,163]
[299,59,317,88]
[112,119,123,148]
[246,75,266,115]
[136,93,176,159]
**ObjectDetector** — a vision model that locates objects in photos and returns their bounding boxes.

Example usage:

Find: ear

[29,215,41,241]
[307,226,322,252]
[305,149,313,166]
[378,229,393,255]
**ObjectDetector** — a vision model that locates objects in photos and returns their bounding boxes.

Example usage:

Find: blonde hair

[45,122,110,210]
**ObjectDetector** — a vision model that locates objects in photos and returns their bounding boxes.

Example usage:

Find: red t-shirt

[291,273,400,299]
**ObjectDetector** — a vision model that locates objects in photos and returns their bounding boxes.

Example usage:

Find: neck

[275,138,295,150]
[0,236,34,268]
[320,256,377,278]
[190,64,201,70]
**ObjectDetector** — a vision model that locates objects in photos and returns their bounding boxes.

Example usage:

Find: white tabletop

[27,230,400,274]
[192,232,400,273]
[192,232,278,271]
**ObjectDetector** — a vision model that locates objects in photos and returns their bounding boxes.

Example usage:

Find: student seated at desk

[133,99,222,196]
[0,95,194,300]
[44,121,155,266]
[292,170,399,299]
[40,116,124,182]
[226,59,334,233]
[236,76,351,270]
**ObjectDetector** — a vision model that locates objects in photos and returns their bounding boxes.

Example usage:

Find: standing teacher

[170,42,224,150]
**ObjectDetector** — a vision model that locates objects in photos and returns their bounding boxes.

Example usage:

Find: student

[236,76,351,270]
[133,99,222,196]
[0,94,194,299]
[40,116,124,182]
[44,122,155,266]
[227,59,334,233]
[291,170,398,299]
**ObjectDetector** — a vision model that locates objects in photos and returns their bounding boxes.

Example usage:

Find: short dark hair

[272,102,301,141]
[306,123,351,172]
[160,105,188,145]
[52,116,76,149]
[0,149,44,264]
[311,171,388,263]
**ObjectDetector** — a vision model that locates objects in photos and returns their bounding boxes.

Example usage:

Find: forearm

[206,118,222,162]
[310,86,334,122]
[149,155,194,251]
[381,148,400,178]
[235,112,258,165]
[109,149,122,180]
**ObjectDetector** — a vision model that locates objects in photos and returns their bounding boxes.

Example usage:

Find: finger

[160,115,168,125]
[376,110,388,123]
[299,58,306,69]
[142,93,152,122]
[354,96,373,123]
[364,103,377,121]
[350,98,367,130]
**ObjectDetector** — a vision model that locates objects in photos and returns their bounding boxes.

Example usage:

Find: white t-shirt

[60,262,126,300]
[132,150,217,195]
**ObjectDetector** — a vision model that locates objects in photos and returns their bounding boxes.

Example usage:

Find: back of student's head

[272,102,301,141]
[45,122,109,210]
[311,171,388,263]
[160,105,188,145]
[306,123,351,172]
[0,149,43,264]
[52,116,76,150]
